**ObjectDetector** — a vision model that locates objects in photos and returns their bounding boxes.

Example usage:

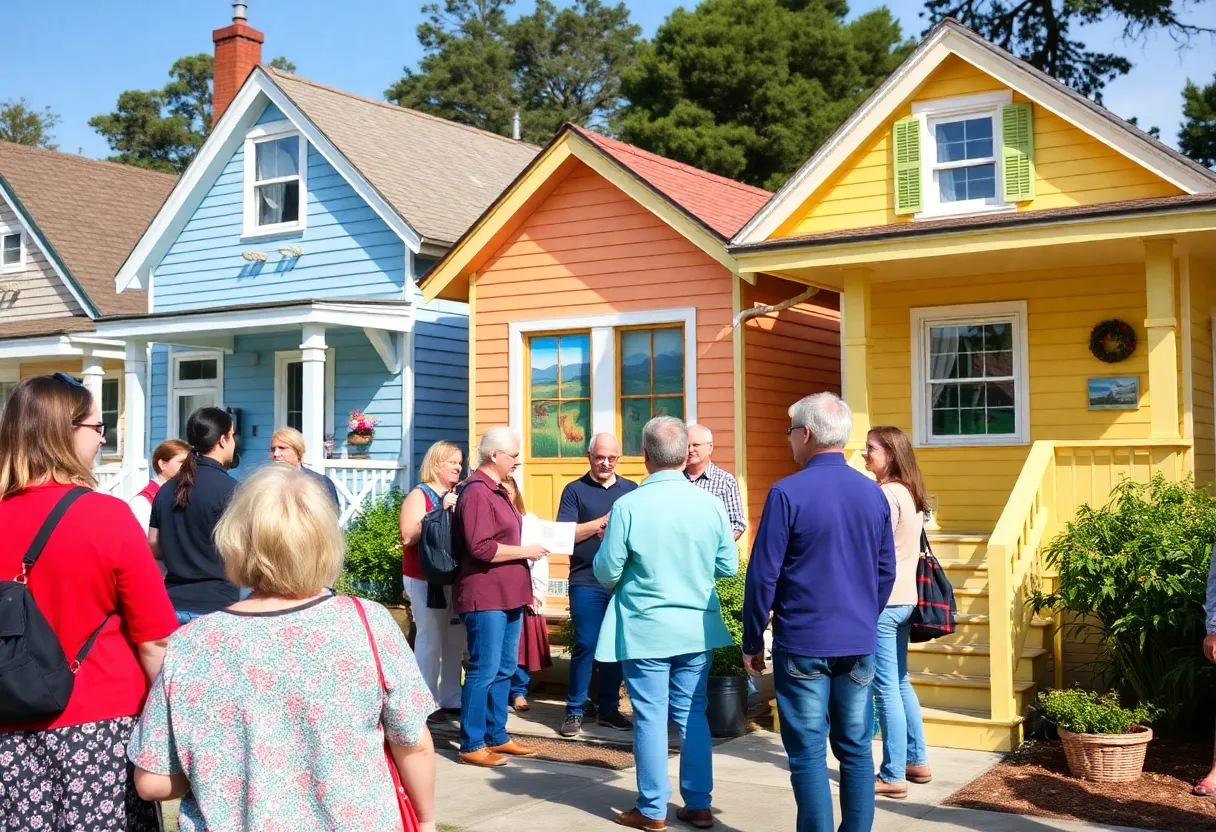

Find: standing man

[556,433,637,737]
[743,393,896,832]
[685,424,746,541]
[594,416,739,831]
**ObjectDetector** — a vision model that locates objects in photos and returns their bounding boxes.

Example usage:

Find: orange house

[421,125,842,610]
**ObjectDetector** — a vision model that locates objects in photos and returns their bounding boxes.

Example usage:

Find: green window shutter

[892,117,923,215]
[1001,103,1035,202]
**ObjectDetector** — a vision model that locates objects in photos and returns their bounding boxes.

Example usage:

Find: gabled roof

[421,124,772,302]
[733,18,1216,246]
[0,141,174,316]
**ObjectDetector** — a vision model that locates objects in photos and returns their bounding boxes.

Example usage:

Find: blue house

[97,11,536,521]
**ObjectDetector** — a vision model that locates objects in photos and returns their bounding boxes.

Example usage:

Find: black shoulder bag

[0,487,113,725]
[909,528,957,643]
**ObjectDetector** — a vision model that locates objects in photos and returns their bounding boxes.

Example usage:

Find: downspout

[731,286,820,330]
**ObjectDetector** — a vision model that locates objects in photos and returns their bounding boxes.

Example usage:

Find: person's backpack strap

[16,486,90,581]
[70,613,114,673]
[417,483,442,511]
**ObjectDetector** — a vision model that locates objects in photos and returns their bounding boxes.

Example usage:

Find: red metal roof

[570,125,771,239]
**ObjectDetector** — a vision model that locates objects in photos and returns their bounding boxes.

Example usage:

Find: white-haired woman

[127,465,439,832]
[451,426,547,767]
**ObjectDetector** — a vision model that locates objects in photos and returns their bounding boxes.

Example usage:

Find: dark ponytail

[174,407,233,509]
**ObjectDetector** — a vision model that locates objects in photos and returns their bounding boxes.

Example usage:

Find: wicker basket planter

[1058,725,1153,782]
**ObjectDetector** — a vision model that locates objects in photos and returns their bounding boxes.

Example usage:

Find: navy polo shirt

[556,472,638,587]
[151,455,240,614]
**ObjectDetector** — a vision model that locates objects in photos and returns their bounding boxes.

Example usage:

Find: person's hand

[532,597,545,614]
[743,652,766,676]
[442,492,458,511]
[1204,633,1216,662]
[522,544,549,561]
[597,514,609,539]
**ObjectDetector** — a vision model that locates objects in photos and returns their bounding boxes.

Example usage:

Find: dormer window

[242,121,307,238]
[933,116,996,205]
[1,230,23,273]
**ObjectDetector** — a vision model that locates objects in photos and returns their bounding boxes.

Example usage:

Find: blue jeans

[510,665,530,701]
[174,610,203,625]
[566,584,623,718]
[459,608,522,753]
[874,605,928,783]
[773,649,876,832]
[622,650,713,821]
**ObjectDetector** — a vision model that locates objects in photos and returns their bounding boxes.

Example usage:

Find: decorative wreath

[1089,319,1137,363]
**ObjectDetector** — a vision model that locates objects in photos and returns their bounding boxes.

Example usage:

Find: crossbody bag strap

[71,614,114,673]
[352,597,389,696]
[17,486,90,580]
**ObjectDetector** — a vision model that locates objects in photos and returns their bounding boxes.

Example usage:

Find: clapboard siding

[1192,262,1215,490]
[0,202,84,322]
[413,300,471,481]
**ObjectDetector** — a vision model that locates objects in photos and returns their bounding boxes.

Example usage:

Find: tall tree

[269,56,298,73]
[924,0,1214,102]
[1179,73,1216,167]
[619,0,913,190]
[0,98,61,149]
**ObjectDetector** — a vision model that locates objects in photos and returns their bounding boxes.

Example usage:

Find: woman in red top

[128,439,191,534]
[399,440,465,721]
[0,373,178,832]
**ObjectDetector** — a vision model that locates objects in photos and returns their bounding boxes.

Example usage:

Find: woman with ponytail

[149,407,241,625]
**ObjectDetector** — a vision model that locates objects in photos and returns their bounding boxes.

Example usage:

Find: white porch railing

[324,460,405,526]
[94,464,130,497]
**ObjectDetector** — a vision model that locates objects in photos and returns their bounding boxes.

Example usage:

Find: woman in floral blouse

[128,464,438,832]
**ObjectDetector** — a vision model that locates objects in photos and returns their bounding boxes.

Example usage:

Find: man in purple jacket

[743,392,896,832]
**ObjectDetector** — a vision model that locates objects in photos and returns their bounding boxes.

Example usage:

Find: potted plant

[707,563,748,738]
[1038,688,1157,782]
[345,410,380,458]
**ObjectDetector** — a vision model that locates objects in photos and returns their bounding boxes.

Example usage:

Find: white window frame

[100,370,123,459]
[274,348,336,436]
[911,91,1015,221]
[242,120,308,239]
[910,300,1030,448]
[168,351,224,440]
[0,228,25,274]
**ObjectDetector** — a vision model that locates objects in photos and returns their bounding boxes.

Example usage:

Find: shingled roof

[267,67,540,247]
[0,141,175,316]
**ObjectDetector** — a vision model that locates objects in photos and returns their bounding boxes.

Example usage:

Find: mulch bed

[944,738,1216,832]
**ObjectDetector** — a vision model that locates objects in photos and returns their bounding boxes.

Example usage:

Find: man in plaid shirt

[685,424,746,541]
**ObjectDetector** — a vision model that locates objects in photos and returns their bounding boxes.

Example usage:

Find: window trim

[241,120,308,239]
[273,348,336,438]
[0,228,25,274]
[910,300,1030,448]
[524,330,593,461]
[167,350,224,440]
[100,371,122,459]
[615,324,688,458]
[911,91,1015,221]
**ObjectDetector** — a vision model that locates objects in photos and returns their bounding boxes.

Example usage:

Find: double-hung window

[911,301,1029,447]
[169,352,223,440]
[100,377,120,455]
[618,327,685,457]
[243,123,307,237]
[274,349,336,438]
[1,230,23,273]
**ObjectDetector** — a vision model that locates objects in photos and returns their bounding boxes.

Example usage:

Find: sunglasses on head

[52,372,85,389]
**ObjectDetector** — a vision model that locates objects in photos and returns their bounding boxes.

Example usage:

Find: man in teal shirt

[594,416,739,831]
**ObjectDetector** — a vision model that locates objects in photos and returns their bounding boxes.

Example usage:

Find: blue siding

[152,102,405,312]
[412,301,470,480]
[149,344,170,450]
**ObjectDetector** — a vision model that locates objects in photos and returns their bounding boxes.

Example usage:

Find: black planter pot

[706,675,748,738]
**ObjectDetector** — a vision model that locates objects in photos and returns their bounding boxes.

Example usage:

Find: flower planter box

[1058,725,1153,782]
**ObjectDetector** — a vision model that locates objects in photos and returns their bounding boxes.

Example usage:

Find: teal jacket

[593,469,739,663]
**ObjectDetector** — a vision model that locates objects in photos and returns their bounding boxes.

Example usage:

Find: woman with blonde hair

[863,425,932,797]
[399,440,467,722]
[128,464,439,832]
[129,438,191,533]
[270,425,340,507]
[0,373,177,831]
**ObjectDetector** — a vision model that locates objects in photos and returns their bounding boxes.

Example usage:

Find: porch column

[300,324,327,474]
[1144,238,1180,438]
[81,350,105,469]
[122,341,148,494]
[841,267,873,448]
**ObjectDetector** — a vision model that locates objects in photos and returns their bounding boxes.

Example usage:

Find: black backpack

[909,528,957,643]
[0,487,113,726]
[417,483,462,586]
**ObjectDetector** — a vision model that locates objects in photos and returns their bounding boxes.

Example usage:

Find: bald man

[556,433,638,737]
[685,424,746,541]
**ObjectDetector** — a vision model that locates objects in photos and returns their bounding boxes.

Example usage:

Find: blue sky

[1,0,1211,160]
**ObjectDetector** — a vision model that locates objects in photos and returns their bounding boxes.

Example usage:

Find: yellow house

[729,20,1216,750]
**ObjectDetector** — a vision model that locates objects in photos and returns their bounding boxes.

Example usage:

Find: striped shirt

[687,462,746,535]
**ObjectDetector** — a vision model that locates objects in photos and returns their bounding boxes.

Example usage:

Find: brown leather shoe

[488,739,539,757]
[616,808,667,830]
[458,748,508,767]
[676,806,713,828]
[906,764,933,784]
[875,778,908,799]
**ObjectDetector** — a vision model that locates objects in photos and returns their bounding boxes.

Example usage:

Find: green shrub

[1038,688,1157,735]
[710,558,747,677]
[1033,474,1216,730]
[337,488,406,606]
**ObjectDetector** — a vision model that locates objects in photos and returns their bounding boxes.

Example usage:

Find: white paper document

[521,513,576,556]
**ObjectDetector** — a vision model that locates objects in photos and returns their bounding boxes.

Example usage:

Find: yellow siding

[17,359,126,464]
[870,262,1151,531]
[775,54,1183,238]
[1193,262,1215,489]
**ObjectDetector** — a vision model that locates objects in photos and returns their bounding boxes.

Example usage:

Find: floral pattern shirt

[127,595,435,832]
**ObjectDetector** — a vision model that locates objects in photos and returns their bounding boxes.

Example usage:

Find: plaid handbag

[909,528,956,643]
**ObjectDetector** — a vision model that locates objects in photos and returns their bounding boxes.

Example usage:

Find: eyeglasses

[591,455,619,465]
[785,425,807,436]
[74,422,106,438]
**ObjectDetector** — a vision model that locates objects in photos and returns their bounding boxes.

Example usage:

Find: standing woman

[150,407,240,625]
[863,426,932,798]
[129,439,191,534]
[0,374,178,831]
[399,440,466,721]
[502,477,551,712]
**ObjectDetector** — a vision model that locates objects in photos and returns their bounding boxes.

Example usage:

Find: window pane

[101,380,119,453]
[257,181,299,226]
[255,136,299,181]
[287,361,303,432]
[1,233,19,265]
[940,164,996,202]
[931,407,960,436]
[987,408,1016,434]
[652,329,684,395]
[653,396,683,420]
[620,330,652,396]
[530,336,559,399]
[177,394,215,439]
[178,359,217,381]
[984,350,1014,376]
[621,398,651,457]
[986,380,1015,408]
[936,117,992,162]
[0,381,14,407]
[984,323,1012,351]
[559,334,590,399]
[558,400,589,457]
[530,400,560,458]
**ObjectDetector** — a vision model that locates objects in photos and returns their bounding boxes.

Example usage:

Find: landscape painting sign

[1088,377,1139,410]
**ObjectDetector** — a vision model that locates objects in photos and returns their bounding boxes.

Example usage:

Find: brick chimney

[212,1,264,127]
